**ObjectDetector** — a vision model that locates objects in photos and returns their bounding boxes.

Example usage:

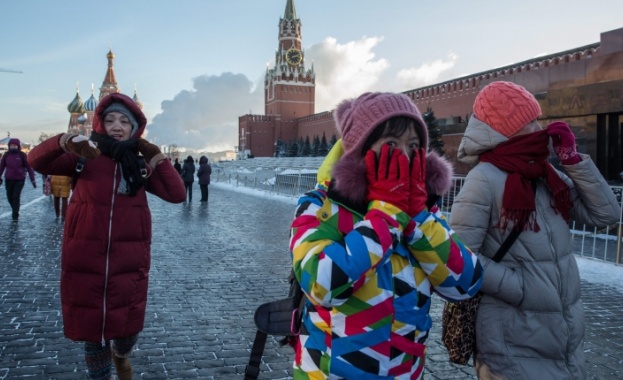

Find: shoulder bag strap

[491,181,537,263]
[244,330,266,380]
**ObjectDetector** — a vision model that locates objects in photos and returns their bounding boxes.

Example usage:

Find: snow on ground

[214,182,623,292]
[575,256,623,290]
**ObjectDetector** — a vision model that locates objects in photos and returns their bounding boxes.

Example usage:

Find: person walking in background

[289,92,483,379]
[197,155,212,202]
[27,93,186,380]
[0,138,37,221]
[173,157,182,175]
[449,81,621,379]
[180,155,195,202]
[49,175,72,219]
[43,174,52,197]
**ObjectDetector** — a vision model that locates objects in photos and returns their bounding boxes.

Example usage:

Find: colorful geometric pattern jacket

[289,159,483,379]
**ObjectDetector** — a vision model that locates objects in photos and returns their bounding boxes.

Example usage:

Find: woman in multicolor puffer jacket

[289,92,483,379]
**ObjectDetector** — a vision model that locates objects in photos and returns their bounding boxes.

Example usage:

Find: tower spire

[283,0,297,20]
[99,48,119,100]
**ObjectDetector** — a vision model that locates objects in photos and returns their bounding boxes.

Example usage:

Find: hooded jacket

[181,157,195,183]
[197,156,212,185]
[28,93,186,343]
[450,117,620,379]
[0,139,36,182]
[289,142,483,379]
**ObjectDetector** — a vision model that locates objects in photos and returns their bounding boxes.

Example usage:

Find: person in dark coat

[0,138,37,221]
[28,93,186,380]
[197,155,212,202]
[180,155,195,202]
[173,157,182,174]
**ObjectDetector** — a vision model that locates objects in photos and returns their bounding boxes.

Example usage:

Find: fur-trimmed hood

[319,140,454,206]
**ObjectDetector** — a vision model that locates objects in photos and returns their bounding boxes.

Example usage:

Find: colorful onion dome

[84,84,98,111]
[67,87,85,114]
[77,113,88,124]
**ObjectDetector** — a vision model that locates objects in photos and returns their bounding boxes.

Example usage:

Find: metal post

[616,220,623,265]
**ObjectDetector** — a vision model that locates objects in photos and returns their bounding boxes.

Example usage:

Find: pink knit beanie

[473,81,541,137]
[334,92,428,162]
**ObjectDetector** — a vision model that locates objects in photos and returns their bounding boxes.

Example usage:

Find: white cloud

[396,53,458,91]
[306,36,390,112]
[145,72,263,152]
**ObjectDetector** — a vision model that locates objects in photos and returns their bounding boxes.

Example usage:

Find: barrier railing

[213,166,623,265]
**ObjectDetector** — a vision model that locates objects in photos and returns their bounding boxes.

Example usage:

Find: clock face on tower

[286,48,302,66]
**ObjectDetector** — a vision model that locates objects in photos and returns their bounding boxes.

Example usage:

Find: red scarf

[480,130,572,232]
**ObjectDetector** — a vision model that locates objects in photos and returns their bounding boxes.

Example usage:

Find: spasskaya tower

[265,0,315,122]
[239,0,329,158]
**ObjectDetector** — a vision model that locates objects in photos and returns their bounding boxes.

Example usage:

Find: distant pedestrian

[28,93,186,380]
[449,81,621,379]
[43,174,52,196]
[181,155,195,202]
[0,138,37,221]
[173,157,182,174]
[49,175,72,219]
[289,92,483,378]
[197,155,211,202]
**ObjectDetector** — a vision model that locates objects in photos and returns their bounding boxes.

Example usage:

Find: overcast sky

[1,0,621,151]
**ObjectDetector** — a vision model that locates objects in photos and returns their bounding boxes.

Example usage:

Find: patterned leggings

[84,334,138,380]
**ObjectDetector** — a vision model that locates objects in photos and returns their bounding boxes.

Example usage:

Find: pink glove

[407,147,427,217]
[364,145,410,212]
[546,121,581,165]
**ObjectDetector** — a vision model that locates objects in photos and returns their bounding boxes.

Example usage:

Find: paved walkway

[0,182,621,379]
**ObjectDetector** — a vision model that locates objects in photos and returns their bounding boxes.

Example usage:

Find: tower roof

[133,85,143,109]
[283,0,297,20]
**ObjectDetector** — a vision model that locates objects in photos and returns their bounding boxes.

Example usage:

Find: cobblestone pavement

[1,181,622,379]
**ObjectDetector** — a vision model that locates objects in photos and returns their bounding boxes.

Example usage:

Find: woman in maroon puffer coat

[28,93,186,380]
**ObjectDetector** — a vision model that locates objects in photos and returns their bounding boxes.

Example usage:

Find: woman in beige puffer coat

[449,81,620,379]
[50,175,72,219]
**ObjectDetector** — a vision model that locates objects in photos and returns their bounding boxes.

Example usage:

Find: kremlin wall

[240,1,623,180]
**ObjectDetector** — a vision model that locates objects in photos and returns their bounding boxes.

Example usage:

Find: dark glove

[364,145,410,212]
[137,138,166,167]
[64,134,100,159]
[546,121,581,165]
[32,180,37,189]
[407,148,428,216]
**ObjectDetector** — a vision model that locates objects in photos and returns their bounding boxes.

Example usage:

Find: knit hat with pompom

[473,81,541,137]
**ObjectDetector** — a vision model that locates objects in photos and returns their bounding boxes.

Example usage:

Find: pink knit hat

[473,81,541,137]
[334,92,428,162]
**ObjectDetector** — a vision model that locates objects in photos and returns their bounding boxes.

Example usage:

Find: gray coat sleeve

[561,155,621,227]
[449,167,524,305]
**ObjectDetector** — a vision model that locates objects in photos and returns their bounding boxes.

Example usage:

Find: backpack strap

[244,330,267,380]
[72,155,147,189]
[71,156,87,189]
[138,156,147,178]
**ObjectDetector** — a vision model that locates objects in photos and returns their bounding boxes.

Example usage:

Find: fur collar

[331,150,454,206]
